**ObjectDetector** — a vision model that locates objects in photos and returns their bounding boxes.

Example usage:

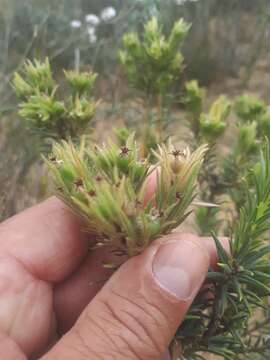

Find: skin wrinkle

[76,305,123,355]
[109,289,164,353]
[101,298,153,360]
[75,298,149,360]
[69,332,102,360]
[121,309,158,350]
[92,314,131,356]
[142,297,171,346]
[97,283,169,358]
[64,332,92,360]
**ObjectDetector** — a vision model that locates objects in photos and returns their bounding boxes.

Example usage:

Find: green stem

[157,93,163,142]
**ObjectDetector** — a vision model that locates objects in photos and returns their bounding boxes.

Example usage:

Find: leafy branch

[12,58,99,150]
[176,141,270,359]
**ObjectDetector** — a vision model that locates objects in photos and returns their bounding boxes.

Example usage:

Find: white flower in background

[87,26,97,44]
[100,6,117,22]
[85,14,100,26]
[175,0,198,4]
[89,33,97,44]
[175,0,186,4]
[70,20,82,29]
[87,26,95,36]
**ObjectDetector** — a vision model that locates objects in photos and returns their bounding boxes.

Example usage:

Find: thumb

[43,235,209,360]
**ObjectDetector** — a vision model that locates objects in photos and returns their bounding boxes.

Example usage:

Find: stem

[203,283,224,339]
[74,47,80,72]
[157,93,163,142]
[141,94,151,157]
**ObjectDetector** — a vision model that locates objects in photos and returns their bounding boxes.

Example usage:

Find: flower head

[100,7,117,22]
[87,26,97,43]
[153,142,208,203]
[46,135,207,258]
[85,14,100,26]
[70,20,82,29]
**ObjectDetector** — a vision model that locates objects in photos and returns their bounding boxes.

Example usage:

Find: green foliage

[119,17,190,96]
[182,80,205,137]
[236,122,258,155]
[199,96,231,144]
[119,16,190,147]
[113,126,132,147]
[235,94,266,123]
[183,80,205,119]
[64,70,98,97]
[46,135,207,258]
[13,59,99,145]
[183,82,231,144]
[258,109,270,137]
[176,141,270,360]
[13,59,55,98]
[234,94,270,139]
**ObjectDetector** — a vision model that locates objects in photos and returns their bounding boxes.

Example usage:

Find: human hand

[0,196,224,360]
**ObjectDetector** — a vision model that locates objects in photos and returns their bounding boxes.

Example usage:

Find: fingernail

[152,240,209,300]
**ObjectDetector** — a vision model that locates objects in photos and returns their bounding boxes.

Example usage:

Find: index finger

[0,197,88,282]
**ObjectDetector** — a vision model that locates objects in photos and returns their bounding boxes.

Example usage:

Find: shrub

[9,14,270,359]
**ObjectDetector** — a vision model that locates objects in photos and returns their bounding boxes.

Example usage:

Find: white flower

[85,14,100,26]
[89,33,97,44]
[100,6,117,22]
[175,0,198,3]
[87,26,97,44]
[70,20,82,29]
[87,26,96,36]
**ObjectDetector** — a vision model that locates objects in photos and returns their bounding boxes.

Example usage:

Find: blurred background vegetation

[2,0,270,219]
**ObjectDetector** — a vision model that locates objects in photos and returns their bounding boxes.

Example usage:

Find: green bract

[46,135,207,258]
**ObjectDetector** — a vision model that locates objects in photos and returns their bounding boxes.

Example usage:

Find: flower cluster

[183,80,231,143]
[70,6,117,44]
[199,96,231,143]
[235,94,270,138]
[119,17,190,96]
[46,135,207,258]
[13,59,99,145]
